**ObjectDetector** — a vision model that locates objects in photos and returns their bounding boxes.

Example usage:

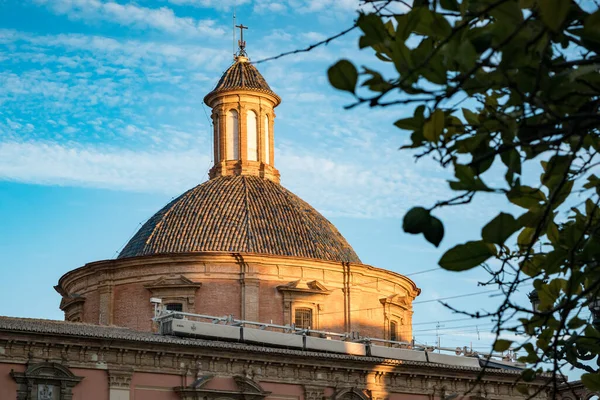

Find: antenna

[232,1,236,60]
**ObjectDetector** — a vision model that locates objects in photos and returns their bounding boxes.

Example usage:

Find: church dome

[118,176,361,263]
[204,57,281,105]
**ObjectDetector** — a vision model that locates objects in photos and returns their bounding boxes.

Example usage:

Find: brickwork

[57,253,420,339]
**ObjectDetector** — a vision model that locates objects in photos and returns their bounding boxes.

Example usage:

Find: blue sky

[0,0,560,369]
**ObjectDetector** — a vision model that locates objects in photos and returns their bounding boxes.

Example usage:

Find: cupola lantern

[204,26,281,183]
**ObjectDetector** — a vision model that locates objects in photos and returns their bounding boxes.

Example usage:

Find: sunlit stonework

[0,32,584,400]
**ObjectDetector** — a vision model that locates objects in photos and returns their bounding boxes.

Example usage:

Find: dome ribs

[117,176,360,263]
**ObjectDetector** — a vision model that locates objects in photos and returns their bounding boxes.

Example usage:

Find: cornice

[58,252,420,297]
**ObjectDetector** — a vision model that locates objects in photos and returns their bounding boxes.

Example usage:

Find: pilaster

[108,368,133,400]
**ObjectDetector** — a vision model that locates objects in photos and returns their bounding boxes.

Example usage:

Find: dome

[204,57,281,104]
[118,176,361,263]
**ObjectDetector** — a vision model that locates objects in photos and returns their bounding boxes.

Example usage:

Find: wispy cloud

[166,0,250,10]
[0,137,450,219]
[0,141,211,192]
[32,0,225,37]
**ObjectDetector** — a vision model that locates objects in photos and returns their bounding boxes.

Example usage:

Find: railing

[152,308,516,363]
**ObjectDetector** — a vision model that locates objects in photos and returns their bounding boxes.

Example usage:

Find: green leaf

[394,117,419,131]
[521,369,536,382]
[403,207,431,234]
[507,185,546,209]
[357,13,389,48]
[424,215,445,247]
[493,339,513,352]
[517,227,535,248]
[440,0,459,11]
[439,240,496,271]
[462,108,479,125]
[423,109,445,141]
[328,60,358,93]
[539,0,571,32]
[482,212,520,245]
[490,0,523,24]
[403,207,445,247]
[581,373,600,392]
[550,179,574,209]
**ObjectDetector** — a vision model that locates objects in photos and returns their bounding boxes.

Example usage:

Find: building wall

[0,363,22,399]
[57,253,420,341]
[71,368,109,400]
[132,372,180,400]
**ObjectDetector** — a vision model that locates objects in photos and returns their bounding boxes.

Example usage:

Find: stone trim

[145,275,202,314]
[10,362,83,400]
[175,374,271,400]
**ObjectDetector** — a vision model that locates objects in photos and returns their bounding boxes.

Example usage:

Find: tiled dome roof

[118,176,361,263]
[204,58,280,103]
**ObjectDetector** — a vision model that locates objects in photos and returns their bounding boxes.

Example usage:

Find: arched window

[295,308,312,329]
[264,115,270,164]
[226,109,239,160]
[247,110,258,161]
[390,320,398,341]
[214,114,220,162]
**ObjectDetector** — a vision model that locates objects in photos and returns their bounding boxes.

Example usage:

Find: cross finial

[236,24,248,57]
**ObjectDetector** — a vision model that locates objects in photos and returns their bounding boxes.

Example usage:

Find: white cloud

[0,137,450,219]
[32,0,225,37]
[166,0,251,10]
[0,141,211,192]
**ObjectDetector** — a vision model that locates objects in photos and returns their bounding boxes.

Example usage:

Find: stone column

[108,369,133,400]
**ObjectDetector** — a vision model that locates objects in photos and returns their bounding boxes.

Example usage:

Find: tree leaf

[440,0,459,11]
[357,13,389,47]
[328,60,358,93]
[423,109,445,141]
[581,372,600,392]
[403,207,445,247]
[539,0,571,32]
[424,215,444,247]
[403,207,431,234]
[482,212,520,245]
[493,339,513,352]
[439,241,496,271]
[507,185,546,208]
[521,369,536,382]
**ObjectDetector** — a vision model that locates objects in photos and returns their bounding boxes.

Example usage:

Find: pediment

[277,280,330,294]
[177,375,271,400]
[59,294,86,311]
[380,293,410,309]
[144,275,202,290]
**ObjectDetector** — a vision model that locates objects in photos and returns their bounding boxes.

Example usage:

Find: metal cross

[236,24,248,56]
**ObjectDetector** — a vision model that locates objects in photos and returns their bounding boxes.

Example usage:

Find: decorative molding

[334,388,371,400]
[10,362,83,400]
[108,368,133,389]
[175,374,271,400]
[304,385,326,400]
[145,275,202,313]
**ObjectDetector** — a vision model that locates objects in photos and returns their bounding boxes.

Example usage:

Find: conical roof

[204,57,280,104]
[118,176,361,263]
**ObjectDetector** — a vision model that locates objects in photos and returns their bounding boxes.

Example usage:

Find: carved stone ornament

[10,362,83,400]
[108,368,133,389]
[278,280,330,326]
[333,388,371,400]
[304,385,326,400]
[174,374,271,400]
[145,275,202,312]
